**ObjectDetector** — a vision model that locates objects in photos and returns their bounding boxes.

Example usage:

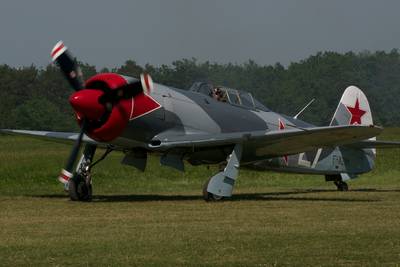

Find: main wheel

[68,174,92,201]
[202,177,224,202]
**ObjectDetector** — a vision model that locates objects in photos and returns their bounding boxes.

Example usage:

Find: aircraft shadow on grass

[30,188,400,203]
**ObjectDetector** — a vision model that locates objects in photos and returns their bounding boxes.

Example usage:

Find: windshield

[252,98,270,112]
[215,87,269,111]
[189,82,270,111]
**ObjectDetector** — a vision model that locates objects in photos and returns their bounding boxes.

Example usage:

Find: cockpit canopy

[189,82,269,111]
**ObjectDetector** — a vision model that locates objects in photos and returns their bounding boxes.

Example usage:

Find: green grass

[1,129,400,266]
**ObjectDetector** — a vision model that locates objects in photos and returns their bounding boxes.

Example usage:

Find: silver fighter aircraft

[2,41,400,201]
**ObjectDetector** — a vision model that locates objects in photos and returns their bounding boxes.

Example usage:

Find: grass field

[1,129,400,266]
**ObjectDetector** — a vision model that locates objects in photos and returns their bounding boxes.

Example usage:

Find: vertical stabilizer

[330,86,373,126]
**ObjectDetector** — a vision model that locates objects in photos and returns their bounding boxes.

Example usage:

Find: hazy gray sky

[1,0,399,68]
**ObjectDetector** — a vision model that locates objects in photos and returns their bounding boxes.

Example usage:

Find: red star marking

[279,118,285,130]
[345,98,366,125]
[278,118,288,165]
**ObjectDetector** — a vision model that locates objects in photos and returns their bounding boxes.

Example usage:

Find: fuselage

[110,83,374,176]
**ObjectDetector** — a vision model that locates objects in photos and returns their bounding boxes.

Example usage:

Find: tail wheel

[334,181,349,191]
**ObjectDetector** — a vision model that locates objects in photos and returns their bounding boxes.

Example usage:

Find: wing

[151,125,382,157]
[2,125,383,158]
[0,129,102,146]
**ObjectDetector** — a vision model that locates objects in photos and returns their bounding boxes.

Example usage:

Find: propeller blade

[51,41,84,91]
[98,73,155,105]
[58,120,87,184]
[140,73,154,95]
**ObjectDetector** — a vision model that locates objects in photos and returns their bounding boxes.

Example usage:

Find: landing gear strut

[203,144,242,201]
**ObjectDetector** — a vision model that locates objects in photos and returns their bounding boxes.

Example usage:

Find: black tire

[334,181,349,192]
[202,177,224,202]
[68,178,79,201]
[204,192,224,202]
[68,174,92,201]
[340,182,349,191]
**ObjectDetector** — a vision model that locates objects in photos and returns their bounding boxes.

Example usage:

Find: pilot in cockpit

[212,87,227,102]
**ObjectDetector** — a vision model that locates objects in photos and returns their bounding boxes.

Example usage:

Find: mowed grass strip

[0,129,400,266]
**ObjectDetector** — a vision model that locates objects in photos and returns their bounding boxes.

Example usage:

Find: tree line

[1,49,400,131]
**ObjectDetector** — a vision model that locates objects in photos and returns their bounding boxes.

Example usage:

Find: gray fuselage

[111,84,374,176]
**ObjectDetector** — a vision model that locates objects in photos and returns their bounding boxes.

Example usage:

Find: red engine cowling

[69,73,161,142]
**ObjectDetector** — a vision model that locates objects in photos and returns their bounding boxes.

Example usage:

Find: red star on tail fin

[346,98,366,125]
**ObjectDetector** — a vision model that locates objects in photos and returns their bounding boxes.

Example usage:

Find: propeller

[51,40,158,185]
[51,41,87,184]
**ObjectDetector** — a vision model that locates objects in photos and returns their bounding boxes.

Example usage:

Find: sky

[0,0,399,68]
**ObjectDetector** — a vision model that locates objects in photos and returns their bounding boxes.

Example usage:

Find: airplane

[2,41,400,202]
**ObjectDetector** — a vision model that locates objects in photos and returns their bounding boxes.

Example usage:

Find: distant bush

[1,49,400,130]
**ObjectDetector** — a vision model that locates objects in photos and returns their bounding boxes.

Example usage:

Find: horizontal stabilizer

[346,140,400,149]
